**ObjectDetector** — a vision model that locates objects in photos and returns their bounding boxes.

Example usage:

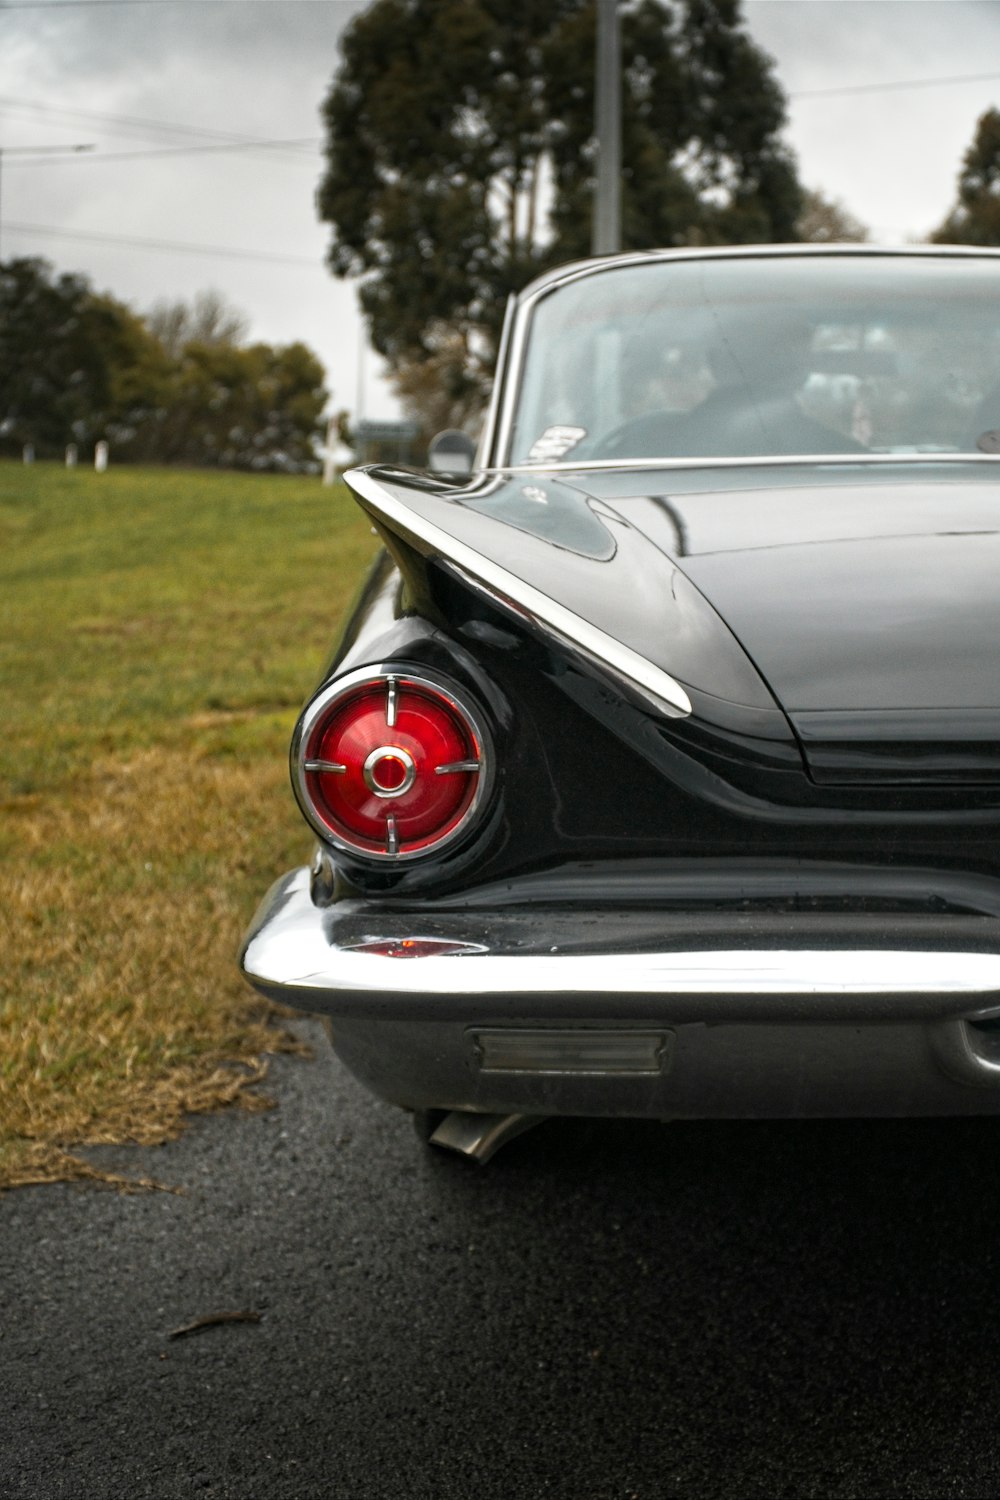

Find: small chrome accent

[386,814,399,856]
[363,744,417,798]
[303,759,347,774]
[930,1017,1000,1086]
[435,760,481,775]
[309,846,337,906]
[385,674,399,728]
[345,935,489,958]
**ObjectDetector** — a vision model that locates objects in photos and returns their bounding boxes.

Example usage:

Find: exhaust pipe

[428,1111,546,1164]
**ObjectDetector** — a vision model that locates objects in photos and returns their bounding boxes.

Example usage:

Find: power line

[0,92,318,150]
[5,136,320,166]
[790,70,1000,101]
[0,141,92,153]
[0,142,92,256]
[5,219,325,266]
[2,72,995,150]
[1,1,358,8]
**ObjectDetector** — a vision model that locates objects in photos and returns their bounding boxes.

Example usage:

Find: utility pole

[356,327,366,425]
[591,0,622,256]
[0,143,94,259]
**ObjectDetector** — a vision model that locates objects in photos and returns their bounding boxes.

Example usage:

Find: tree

[0,258,170,459]
[933,109,1000,246]
[391,324,487,439]
[796,188,869,244]
[0,257,328,470]
[135,292,326,469]
[318,0,802,413]
[132,339,328,471]
[146,289,250,359]
[136,292,326,469]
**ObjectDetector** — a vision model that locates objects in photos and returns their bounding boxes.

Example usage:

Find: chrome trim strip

[243,872,1000,1008]
[386,813,399,857]
[345,469,693,720]
[255,941,1000,1000]
[478,291,516,468]
[486,452,1000,476]
[385,674,399,728]
[303,759,347,774]
[435,760,481,775]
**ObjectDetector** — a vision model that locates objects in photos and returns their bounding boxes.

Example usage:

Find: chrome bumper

[239,867,1000,1116]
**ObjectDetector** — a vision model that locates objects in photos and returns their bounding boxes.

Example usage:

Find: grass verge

[0,462,375,1188]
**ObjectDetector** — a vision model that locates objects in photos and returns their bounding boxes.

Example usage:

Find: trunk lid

[349,461,1000,781]
[605,468,1000,782]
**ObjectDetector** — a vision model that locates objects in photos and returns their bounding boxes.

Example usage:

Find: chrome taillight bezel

[290,664,495,863]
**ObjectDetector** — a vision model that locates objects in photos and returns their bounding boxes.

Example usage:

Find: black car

[241,245,1000,1161]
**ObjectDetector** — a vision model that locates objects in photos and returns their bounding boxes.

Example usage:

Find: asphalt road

[3,1020,1000,1500]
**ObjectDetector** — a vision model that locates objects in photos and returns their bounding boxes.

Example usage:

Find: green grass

[0,462,376,1187]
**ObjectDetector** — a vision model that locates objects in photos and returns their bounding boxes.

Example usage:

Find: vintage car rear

[241,246,1000,1159]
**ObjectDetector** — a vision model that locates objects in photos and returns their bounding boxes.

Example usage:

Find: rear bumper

[240,866,1000,1117]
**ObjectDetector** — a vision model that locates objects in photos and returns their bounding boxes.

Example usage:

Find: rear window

[507,255,1000,464]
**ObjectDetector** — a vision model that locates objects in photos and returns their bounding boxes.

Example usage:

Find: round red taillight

[292,669,492,861]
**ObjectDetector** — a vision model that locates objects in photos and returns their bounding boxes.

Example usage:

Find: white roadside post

[94,440,109,473]
[65,444,77,468]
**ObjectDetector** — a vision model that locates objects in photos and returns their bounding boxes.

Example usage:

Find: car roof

[516,242,1000,304]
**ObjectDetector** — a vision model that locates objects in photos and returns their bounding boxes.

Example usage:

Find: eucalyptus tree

[317,0,802,414]
[934,109,1000,246]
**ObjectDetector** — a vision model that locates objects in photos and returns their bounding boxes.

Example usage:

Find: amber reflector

[295,671,489,860]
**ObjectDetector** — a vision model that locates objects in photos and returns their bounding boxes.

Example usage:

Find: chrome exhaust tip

[428,1111,546,1163]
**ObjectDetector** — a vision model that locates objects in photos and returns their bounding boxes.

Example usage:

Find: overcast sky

[2,0,1000,421]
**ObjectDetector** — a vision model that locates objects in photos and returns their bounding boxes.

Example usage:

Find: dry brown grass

[0,462,374,1189]
[1,748,309,1189]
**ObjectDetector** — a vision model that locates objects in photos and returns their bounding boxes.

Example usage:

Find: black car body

[241,246,1000,1159]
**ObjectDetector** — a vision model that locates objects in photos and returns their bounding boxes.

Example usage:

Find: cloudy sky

[2,0,1000,420]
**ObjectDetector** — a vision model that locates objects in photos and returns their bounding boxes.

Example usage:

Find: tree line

[6,0,1000,469]
[0,260,328,470]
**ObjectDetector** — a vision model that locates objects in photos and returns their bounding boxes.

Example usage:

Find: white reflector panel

[472,1028,672,1075]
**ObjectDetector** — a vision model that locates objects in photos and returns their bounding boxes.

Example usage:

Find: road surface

[3,1019,999,1498]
